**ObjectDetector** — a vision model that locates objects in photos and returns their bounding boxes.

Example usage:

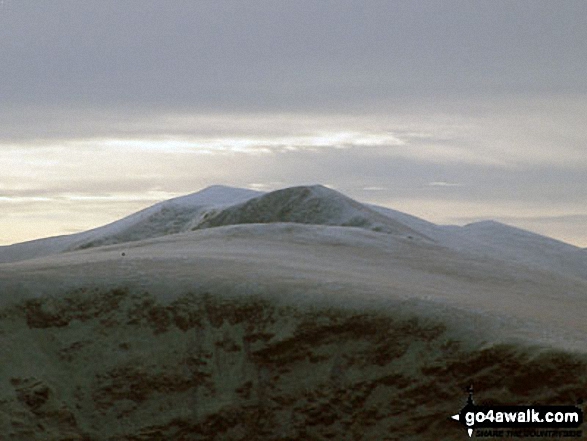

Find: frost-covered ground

[0,186,585,440]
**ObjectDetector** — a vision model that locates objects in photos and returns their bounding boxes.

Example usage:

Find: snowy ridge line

[0,185,262,263]
[0,185,585,283]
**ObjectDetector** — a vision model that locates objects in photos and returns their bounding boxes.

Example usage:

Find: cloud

[2,107,586,208]
[1,135,586,246]
[362,187,386,191]
[0,2,585,246]
[1,1,586,114]
[428,182,462,187]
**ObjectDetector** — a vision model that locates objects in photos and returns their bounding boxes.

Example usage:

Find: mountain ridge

[1,186,586,440]
[190,185,433,242]
[0,185,435,263]
[0,185,584,282]
[0,185,262,263]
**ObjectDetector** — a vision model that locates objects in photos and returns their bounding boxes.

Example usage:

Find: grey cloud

[157,144,587,208]
[1,1,586,246]
[1,1,586,114]
[2,140,585,207]
[1,140,586,245]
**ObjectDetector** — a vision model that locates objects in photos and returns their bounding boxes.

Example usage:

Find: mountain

[0,185,586,440]
[0,184,436,264]
[0,185,262,263]
[457,220,587,278]
[5,184,584,281]
[191,185,433,241]
[1,184,584,343]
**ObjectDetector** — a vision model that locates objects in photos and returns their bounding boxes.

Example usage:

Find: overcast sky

[1,0,586,246]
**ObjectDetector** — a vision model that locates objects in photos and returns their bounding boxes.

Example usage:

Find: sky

[1,0,586,247]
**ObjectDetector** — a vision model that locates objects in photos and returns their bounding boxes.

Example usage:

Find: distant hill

[0,184,436,263]
[191,185,432,241]
[1,185,586,440]
[1,185,585,283]
[0,185,261,263]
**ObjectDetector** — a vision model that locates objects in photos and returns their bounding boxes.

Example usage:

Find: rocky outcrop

[0,287,585,440]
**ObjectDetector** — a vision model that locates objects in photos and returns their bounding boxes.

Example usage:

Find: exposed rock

[0,287,585,440]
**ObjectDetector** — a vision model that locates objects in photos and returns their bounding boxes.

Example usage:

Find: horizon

[1,183,585,249]
[1,1,585,247]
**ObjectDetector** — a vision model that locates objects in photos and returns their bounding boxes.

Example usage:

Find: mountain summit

[0,185,584,280]
[1,185,586,440]
[0,185,433,263]
[191,185,431,241]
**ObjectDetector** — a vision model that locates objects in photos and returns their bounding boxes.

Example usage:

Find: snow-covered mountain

[3,183,434,263]
[0,185,586,440]
[190,185,432,241]
[0,185,262,263]
[2,184,585,343]
[3,184,586,286]
[3,185,584,269]
[454,220,587,280]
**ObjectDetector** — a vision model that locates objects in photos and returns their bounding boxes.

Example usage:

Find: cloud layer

[0,1,585,246]
[2,1,586,112]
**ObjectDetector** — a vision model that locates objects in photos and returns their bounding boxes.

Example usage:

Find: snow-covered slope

[2,221,585,346]
[68,185,263,251]
[0,185,437,264]
[437,220,587,281]
[0,185,262,263]
[1,186,586,440]
[192,185,432,241]
[1,185,585,285]
[1,222,586,439]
